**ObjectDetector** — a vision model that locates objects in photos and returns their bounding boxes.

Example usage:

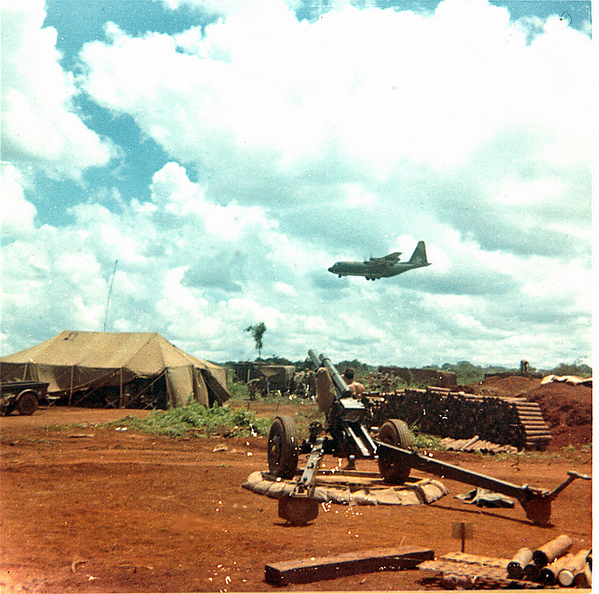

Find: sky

[1,0,593,369]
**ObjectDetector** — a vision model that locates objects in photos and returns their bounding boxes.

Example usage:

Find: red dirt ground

[0,381,592,593]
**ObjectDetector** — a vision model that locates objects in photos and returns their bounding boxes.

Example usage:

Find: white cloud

[78,0,590,253]
[1,0,115,179]
[1,0,591,370]
[273,282,298,297]
[0,164,37,239]
[2,157,591,366]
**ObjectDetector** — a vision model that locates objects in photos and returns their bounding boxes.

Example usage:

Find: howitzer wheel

[378,419,412,485]
[268,416,299,479]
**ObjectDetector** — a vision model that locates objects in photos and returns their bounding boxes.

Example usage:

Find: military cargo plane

[328,240,430,280]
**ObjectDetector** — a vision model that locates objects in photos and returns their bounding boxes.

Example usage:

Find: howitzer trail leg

[278,438,326,525]
[374,441,584,525]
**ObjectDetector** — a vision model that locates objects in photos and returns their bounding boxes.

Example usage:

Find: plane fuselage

[328,261,429,280]
[328,240,430,281]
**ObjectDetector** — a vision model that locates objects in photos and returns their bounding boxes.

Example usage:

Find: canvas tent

[0,331,230,408]
[257,365,296,391]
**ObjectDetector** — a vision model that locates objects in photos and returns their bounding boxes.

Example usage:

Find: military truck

[0,381,50,416]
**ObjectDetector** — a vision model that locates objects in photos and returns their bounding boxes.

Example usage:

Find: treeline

[221,357,592,387]
[432,361,592,385]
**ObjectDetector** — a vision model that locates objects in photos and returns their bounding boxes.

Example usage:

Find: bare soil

[0,380,592,593]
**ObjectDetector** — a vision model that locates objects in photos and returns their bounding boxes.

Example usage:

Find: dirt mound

[470,376,592,450]
[524,382,592,449]
[472,375,543,397]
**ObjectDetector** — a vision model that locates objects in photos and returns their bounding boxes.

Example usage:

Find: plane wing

[364,251,401,265]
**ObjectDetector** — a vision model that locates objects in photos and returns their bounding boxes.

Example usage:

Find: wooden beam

[264,546,434,586]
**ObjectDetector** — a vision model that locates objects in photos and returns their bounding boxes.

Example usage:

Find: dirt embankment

[466,375,592,450]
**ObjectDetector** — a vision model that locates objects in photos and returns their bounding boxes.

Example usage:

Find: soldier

[247,376,269,400]
[341,368,365,396]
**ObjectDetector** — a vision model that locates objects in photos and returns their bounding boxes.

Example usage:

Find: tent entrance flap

[165,366,211,407]
[202,370,231,406]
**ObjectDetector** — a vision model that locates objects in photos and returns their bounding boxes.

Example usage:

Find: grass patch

[412,433,445,451]
[406,421,445,451]
[104,403,271,439]
[227,393,316,409]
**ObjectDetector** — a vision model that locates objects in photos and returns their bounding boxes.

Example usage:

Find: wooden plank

[264,546,434,586]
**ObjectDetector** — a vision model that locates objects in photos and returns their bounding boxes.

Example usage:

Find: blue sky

[1,0,592,369]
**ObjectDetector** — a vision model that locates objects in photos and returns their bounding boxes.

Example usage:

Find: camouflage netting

[242,471,448,506]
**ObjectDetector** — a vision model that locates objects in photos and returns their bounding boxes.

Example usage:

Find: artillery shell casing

[532,534,572,567]
[507,547,533,579]
[523,562,540,582]
[572,570,591,588]
[558,569,576,587]
[557,549,591,587]
[539,552,575,585]
[539,567,555,585]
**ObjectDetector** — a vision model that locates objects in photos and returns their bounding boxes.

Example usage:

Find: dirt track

[0,402,592,593]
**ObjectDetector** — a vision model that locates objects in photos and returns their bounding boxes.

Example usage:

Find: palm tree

[245,322,267,359]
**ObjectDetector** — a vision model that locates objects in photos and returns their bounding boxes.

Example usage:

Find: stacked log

[441,436,518,454]
[365,387,551,450]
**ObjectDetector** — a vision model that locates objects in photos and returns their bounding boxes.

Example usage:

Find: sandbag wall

[365,387,551,451]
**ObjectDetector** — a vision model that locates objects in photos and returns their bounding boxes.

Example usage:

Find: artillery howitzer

[266,350,590,526]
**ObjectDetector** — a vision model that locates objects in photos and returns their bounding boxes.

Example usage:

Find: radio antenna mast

[103,260,118,332]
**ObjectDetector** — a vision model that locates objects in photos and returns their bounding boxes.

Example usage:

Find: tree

[245,322,267,359]
[544,362,592,378]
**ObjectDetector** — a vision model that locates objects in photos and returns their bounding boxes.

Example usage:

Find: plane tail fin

[408,241,429,266]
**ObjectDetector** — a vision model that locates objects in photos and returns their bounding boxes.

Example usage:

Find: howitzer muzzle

[308,350,352,398]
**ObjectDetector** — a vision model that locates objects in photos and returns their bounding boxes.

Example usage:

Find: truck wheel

[378,419,412,484]
[268,416,299,479]
[17,391,38,416]
[2,403,16,416]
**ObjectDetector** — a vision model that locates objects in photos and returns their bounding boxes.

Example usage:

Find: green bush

[406,421,445,450]
[107,402,270,438]
[411,432,445,450]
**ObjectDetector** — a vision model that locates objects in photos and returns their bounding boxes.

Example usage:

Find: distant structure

[374,367,457,389]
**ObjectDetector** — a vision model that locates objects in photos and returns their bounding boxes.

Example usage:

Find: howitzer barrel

[308,350,352,398]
